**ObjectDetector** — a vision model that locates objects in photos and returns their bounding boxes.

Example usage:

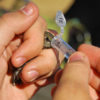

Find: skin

[53,44,100,100]
[0,2,100,100]
[0,2,63,100]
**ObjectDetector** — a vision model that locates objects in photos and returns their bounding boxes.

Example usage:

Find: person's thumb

[0,2,39,56]
[53,52,91,100]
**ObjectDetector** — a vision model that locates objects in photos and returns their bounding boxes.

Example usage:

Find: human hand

[53,52,92,100]
[0,3,56,100]
[11,5,64,83]
[78,44,100,99]
[0,2,40,100]
[0,2,64,100]
[53,44,100,100]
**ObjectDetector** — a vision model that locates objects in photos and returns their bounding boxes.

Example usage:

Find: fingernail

[15,57,26,66]
[27,70,39,82]
[68,52,84,62]
[21,3,34,16]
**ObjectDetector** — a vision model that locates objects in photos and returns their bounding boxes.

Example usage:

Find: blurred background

[0,0,100,100]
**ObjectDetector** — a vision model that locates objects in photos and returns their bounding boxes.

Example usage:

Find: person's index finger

[0,2,39,56]
[78,44,100,69]
[11,16,46,67]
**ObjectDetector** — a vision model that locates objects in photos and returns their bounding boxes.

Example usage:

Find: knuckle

[45,60,53,70]
[41,50,57,71]
[0,13,13,30]
[2,13,11,22]
[78,44,87,51]
[38,16,47,28]
[47,59,56,71]
[42,57,55,72]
